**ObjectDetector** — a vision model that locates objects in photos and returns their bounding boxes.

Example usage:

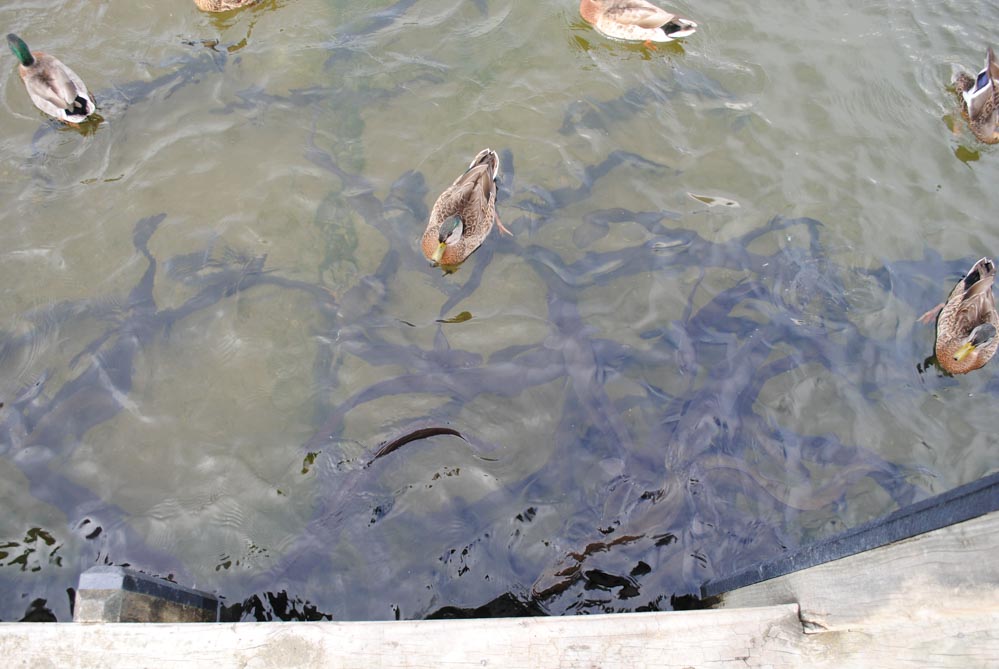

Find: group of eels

[0,123,945,617]
[224,135,932,616]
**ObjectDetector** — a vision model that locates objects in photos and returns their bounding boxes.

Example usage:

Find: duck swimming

[421,149,510,268]
[6,34,95,125]
[921,257,999,374]
[579,0,697,45]
[954,47,999,144]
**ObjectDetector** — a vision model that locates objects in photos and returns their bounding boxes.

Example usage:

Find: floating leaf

[437,311,473,324]
[955,145,980,164]
[301,451,320,475]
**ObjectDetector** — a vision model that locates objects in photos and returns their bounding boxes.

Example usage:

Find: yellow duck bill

[953,341,977,362]
[431,242,447,264]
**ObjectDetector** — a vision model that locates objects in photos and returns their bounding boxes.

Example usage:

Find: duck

[6,34,95,125]
[193,0,258,12]
[421,149,510,268]
[579,0,697,45]
[920,257,999,374]
[954,47,999,144]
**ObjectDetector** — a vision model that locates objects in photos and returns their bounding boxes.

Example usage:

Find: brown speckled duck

[193,0,258,12]
[579,0,697,45]
[954,47,999,144]
[920,257,999,374]
[421,149,510,268]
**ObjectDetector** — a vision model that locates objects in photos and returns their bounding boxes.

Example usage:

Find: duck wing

[950,258,998,334]
[27,54,92,116]
[603,0,677,28]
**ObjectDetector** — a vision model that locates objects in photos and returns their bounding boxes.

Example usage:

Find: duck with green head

[6,34,95,125]
[422,149,510,268]
[954,46,999,144]
[920,257,999,374]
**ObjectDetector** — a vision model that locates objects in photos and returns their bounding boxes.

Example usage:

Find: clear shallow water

[1,0,998,621]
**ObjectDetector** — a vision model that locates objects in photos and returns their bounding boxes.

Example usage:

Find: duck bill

[431,242,446,265]
[954,341,976,362]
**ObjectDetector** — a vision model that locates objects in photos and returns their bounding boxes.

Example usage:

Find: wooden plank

[718,510,999,633]
[2,597,996,667]
[703,471,999,598]
[813,612,999,667]
[1,606,807,669]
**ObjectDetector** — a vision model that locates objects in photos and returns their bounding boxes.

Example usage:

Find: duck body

[193,0,258,12]
[422,149,509,268]
[954,46,999,144]
[925,257,999,374]
[6,34,95,125]
[579,0,697,43]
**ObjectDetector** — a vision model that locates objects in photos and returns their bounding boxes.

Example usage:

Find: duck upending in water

[954,47,999,144]
[6,34,95,125]
[421,149,510,268]
[579,0,697,45]
[193,0,259,12]
[920,257,999,375]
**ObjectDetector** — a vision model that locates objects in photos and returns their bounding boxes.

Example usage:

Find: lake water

[1,0,998,621]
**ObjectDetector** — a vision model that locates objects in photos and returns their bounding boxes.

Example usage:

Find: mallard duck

[579,0,697,44]
[954,47,999,144]
[920,257,999,374]
[6,34,95,125]
[193,0,258,12]
[421,149,510,267]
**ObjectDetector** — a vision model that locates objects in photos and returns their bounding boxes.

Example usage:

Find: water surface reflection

[1,0,998,621]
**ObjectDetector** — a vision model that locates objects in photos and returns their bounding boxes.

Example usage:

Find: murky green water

[1,0,998,621]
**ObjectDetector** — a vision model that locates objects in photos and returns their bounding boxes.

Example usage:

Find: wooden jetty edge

[1,473,997,668]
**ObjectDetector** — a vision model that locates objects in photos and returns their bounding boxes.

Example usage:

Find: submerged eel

[366,427,466,467]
